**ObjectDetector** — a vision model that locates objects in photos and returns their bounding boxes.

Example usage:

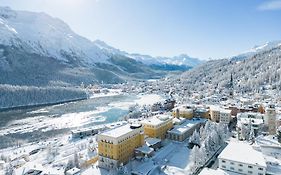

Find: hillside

[173,42,281,93]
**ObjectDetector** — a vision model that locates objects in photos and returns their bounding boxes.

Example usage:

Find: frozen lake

[0,93,164,149]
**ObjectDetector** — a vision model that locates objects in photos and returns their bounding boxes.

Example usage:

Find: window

[248,171,253,174]
[258,173,263,175]
[239,164,243,167]
[222,160,226,163]
[222,165,226,168]
[238,169,243,172]
[230,162,234,165]
[230,167,234,170]
[248,165,253,168]
[258,167,263,171]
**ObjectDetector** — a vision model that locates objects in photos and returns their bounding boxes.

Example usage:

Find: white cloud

[258,0,281,11]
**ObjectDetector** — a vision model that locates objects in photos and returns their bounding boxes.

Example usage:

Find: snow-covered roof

[135,145,154,154]
[141,115,172,126]
[145,137,161,146]
[100,124,141,138]
[168,118,205,135]
[131,160,159,175]
[172,117,186,125]
[218,142,266,167]
[66,167,81,175]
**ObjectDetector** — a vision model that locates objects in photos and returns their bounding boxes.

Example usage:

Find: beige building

[210,106,221,123]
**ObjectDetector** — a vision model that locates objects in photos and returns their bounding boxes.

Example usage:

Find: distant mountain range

[0,6,203,86]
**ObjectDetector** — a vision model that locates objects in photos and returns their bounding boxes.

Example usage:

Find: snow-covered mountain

[0,6,203,86]
[230,40,281,61]
[94,39,204,67]
[0,6,110,65]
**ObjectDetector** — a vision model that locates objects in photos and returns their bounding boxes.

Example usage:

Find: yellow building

[172,106,193,119]
[96,124,144,169]
[141,115,173,139]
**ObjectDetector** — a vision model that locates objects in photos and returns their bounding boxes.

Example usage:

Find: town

[0,80,281,175]
[0,1,281,175]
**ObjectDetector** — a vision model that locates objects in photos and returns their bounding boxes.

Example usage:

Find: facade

[141,115,173,139]
[210,106,220,122]
[167,118,205,142]
[194,108,210,119]
[172,106,193,119]
[219,109,232,124]
[96,124,144,169]
[218,142,266,175]
[210,106,231,124]
[71,125,105,139]
[265,104,277,135]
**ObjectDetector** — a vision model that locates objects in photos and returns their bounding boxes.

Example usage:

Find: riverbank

[0,97,87,112]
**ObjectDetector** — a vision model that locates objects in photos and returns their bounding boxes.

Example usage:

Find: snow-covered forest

[0,84,88,109]
[162,45,281,93]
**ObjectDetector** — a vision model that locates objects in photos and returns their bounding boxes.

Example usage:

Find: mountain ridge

[0,6,203,87]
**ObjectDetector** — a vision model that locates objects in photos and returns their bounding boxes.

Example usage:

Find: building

[71,125,105,139]
[210,106,231,124]
[167,118,205,142]
[96,124,144,169]
[172,105,193,119]
[141,115,173,139]
[194,107,210,119]
[220,109,232,124]
[265,104,277,135]
[218,142,266,175]
[145,137,162,150]
[210,106,221,122]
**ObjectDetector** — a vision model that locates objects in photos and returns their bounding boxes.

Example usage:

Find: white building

[218,142,266,175]
[220,109,232,124]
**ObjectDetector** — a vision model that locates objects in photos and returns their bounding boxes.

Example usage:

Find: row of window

[221,165,263,175]
[221,160,264,171]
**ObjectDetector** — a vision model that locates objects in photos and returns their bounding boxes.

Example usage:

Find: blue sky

[0,0,281,59]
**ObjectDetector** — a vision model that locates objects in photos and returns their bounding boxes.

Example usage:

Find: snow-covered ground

[0,92,164,148]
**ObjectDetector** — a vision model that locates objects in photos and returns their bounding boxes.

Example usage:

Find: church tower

[229,73,234,98]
